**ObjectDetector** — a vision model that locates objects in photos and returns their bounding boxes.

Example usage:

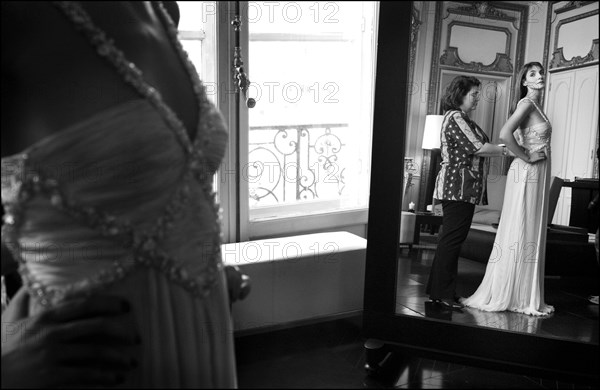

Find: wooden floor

[395,243,598,345]
[235,235,599,388]
[235,313,597,388]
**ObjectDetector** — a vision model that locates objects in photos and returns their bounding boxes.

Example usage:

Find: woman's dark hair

[441,76,481,113]
[510,62,544,115]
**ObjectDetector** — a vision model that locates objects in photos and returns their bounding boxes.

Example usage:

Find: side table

[413,212,443,245]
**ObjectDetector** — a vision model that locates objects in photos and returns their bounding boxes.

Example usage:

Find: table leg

[413,223,420,245]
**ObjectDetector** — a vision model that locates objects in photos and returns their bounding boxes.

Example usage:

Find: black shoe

[432,298,464,309]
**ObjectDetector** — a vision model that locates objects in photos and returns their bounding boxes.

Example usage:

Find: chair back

[548,176,564,223]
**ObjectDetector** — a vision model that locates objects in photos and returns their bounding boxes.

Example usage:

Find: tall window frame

[179,2,379,243]
[241,1,379,241]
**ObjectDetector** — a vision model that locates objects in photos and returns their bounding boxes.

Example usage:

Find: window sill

[249,208,369,240]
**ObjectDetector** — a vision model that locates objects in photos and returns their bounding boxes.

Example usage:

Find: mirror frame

[425,1,528,115]
[362,1,598,384]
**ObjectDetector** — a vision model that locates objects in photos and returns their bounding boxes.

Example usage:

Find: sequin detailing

[1,155,26,205]
[517,98,552,153]
[524,126,551,143]
[1,1,227,306]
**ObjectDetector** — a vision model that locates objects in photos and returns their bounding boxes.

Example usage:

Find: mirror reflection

[395,1,598,346]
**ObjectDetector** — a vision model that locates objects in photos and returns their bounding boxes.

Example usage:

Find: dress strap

[518,97,549,122]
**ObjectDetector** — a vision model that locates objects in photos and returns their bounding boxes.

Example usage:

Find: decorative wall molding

[440,47,514,73]
[427,1,527,114]
[408,6,422,90]
[446,21,511,56]
[543,2,555,69]
[427,1,444,114]
[553,9,599,53]
[448,1,521,30]
[550,39,599,71]
[544,2,599,71]
[448,1,515,22]
[555,1,597,14]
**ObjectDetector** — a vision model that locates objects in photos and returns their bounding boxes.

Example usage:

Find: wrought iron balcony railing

[248,123,348,206]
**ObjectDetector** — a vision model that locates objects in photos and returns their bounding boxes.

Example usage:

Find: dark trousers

[426,200,475,300]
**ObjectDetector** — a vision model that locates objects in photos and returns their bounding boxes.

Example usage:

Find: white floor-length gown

[1,2,236,387]
[462,97,555,316]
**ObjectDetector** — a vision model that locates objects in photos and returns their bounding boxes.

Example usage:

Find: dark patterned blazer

[433,110,489,205]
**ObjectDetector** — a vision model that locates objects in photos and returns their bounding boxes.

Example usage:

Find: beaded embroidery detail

[517,98,552,151]
[1,1,226,306]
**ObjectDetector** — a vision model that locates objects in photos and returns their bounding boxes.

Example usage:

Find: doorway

[546,65,599,225]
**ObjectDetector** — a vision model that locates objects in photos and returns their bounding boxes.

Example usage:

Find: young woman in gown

[461,62,555,316]
[2,2,237,387]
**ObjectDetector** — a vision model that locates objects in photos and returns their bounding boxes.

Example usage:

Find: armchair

[460,176,597,276]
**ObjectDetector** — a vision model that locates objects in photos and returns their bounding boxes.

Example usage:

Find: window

[176,1,224,200]
[246,2,378,226]
[177,1,217,103]
[177,2,379,241]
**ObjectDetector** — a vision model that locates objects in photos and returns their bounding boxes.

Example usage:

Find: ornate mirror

[363,1,598,384]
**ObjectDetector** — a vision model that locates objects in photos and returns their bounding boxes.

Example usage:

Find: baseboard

[233,310,363,338]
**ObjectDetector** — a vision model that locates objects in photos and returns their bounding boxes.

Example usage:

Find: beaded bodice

[1,2,228,306]
[515,97,552,154]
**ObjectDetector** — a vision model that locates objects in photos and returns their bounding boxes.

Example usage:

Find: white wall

[523,1,549,64]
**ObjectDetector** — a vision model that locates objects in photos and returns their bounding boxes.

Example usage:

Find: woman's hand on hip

[527,150,546,163]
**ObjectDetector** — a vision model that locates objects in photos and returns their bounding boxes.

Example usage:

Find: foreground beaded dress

[462,97,555,316]
[1,2,236,387]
